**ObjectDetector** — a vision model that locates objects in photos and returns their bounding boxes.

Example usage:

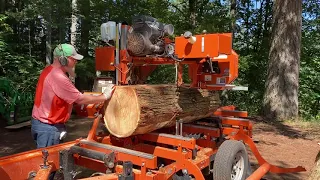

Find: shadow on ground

[249,161,305,180]
[249,116,318,140]
[0,117,95,157]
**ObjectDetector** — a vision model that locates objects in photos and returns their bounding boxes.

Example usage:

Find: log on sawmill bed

[103,84,221,138]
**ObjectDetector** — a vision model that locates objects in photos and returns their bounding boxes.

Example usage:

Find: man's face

[63,56,78,78]
[67,57,78,68]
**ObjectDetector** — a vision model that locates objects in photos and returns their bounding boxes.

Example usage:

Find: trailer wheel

[213,140,248,180]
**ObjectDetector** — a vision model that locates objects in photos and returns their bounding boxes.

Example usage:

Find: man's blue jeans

[31,119,66,148]
[31,119,66,180]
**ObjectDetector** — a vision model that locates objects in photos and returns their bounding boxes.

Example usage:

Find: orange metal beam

[139,133,196,149]
[214,109,248,117]
[0,141,77,180]
[246,163,271,180]
[80,142,158,169]
[80,174,119,180]
[115,165,165,180]
[34,164,54,180]
[132,143,192,161]
[221,117,252,128]
[87,115,102,141]
[131,57,204,65]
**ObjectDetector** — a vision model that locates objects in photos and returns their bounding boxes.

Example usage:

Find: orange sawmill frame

[0,106,306,180]
[95,31,239,90]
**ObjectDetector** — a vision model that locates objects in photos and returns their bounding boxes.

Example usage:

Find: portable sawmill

[0,15,306,180]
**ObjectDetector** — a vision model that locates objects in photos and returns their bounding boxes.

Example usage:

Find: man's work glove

[103,84,116,100]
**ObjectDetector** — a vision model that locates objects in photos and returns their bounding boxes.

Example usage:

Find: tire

[213,140,249,180]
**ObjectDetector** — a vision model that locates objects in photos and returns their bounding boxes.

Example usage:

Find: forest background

[0,0,319,122]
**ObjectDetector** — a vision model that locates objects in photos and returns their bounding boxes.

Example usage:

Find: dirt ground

[0,116,319,180]
[247,118,320,180]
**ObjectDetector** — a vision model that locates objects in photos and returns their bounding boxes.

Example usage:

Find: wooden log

[103,84,221,138]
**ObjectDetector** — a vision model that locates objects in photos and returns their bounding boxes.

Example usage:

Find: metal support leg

[118,161,133,180]
[59,149,75,180]
[179,120,183,136]
[176,120,179,135]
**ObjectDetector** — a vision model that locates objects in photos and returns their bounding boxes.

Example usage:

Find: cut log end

[104,86,140,138]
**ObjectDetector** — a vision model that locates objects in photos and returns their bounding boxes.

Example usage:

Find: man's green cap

[53,44,84,60]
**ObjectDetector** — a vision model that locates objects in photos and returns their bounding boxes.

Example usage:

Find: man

[31,43,114,148]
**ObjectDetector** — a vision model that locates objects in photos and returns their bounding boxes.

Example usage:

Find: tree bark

[103,84,221,138]
[230,0,236,45]
[70,0,78,46]
[189,0,197,31]
[79,0,90,57]
[70,0,78,83]
[45,11,52,65]
[263,0,302,121]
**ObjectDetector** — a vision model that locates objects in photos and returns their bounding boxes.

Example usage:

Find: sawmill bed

[0,106,306,180]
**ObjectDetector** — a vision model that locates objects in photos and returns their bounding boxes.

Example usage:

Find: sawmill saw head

[95,15,247,91]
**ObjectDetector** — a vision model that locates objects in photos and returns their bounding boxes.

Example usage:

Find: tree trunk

[189,0,197,31]
[69,0,78,83]
[230,0,236,45]
[45,13,52,65]
[245,0,250,54]
[79,0,90,56]
[70,0,78,46]
[263,0,302,121]
[103,84,221,138]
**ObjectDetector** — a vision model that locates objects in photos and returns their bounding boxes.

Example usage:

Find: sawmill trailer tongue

[0,16,305,180]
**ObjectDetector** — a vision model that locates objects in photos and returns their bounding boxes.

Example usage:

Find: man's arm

[49,72,115,105]
[75,85,115,105]
[74,94,107,104]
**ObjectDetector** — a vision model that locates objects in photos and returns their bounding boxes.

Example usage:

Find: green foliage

[0,12,44,123]
[75,57,96,91]
[298,0,320,120]
[0,0,319,122]
[0,42,44,93]
[0,15,12,35]
[0,12,44,91]
[219,0,272,116]
[147,65,191,85]
[221,54,267,115]
[147,65,176,84]
[299,20,320,119]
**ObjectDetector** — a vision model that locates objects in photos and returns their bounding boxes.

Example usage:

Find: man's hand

[103,84,116,100]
